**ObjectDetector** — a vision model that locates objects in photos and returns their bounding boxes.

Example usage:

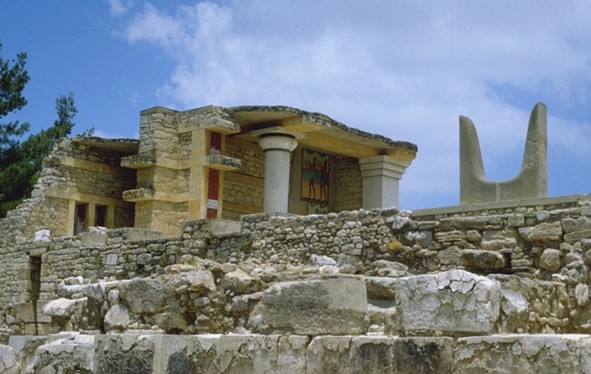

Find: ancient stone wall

[3,195,591,372]
[222,137,265,219]
[3,194,591,336]
[333,155,362,211]
[0,139,135,242]
[6,332,591,373]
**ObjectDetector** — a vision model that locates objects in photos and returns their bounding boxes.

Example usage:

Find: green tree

[0,42,30,150]
[0,44,78,217]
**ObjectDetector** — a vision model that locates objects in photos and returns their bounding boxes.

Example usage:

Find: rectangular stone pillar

[359,155,407,210]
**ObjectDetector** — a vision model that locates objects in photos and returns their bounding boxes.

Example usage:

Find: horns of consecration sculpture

[459,102,547,205]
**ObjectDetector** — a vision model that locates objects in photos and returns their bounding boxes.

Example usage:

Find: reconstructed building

[18,105,417,237]
[5,103,591,373]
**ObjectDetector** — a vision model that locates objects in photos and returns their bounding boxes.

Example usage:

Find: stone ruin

[2,103,591,373]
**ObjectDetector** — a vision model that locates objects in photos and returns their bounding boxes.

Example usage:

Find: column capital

[258,134,298,152]
[359,155,408,179]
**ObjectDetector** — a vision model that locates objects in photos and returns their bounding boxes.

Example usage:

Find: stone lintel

[205,154,242,171]
[122,188,155,202]
[58,156,134,179]
[123,188,189,203]
[45,187,132,209]
[177,118,241,134]
[122,153,192,171]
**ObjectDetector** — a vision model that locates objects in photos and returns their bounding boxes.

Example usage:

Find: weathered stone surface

[104,303,131,330]
[438,246,462,265]
[518,221,563,243]
[491,274,570,334]
[14,302,51,323]
[539,248,562,271]
[575,283,589,307]
[118,278,167,314]
[395,270,501,334]
[221,269,258,295]
[454,334,591,373]
[365,276,397,300]
[306,336,453,374]
[460,249,506,269]
[27,333,95,374]
[95,334,155,374]
[185,270,216,293]
[0,345,19,374]
[500,289,529,332]
[7,335,46,372]
[250,277,368,335]
[12,332,591,373]
[368,260,409,277]
[42,297,87,318]
[34,229,51,242]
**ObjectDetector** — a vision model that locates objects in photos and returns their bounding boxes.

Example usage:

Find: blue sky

[2,1,591,210]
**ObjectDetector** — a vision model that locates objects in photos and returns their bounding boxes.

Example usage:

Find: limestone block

[539,248,562,271]
[118,278,167,314]
[104,303,131,330]
[34,229,51,242]
[480,237,517,251]
[42,297,87,318]
[215,334,307,373]
[15,302,51,323]
[365,276,397,300]
[27,333,95,374]
[438,246,462,266]
[152,335,197,374]
[154,311,187,332]
[500,289,529,333]
[306,336,453,374]
[95,334,155,374]
[7,336,45,374]
[368,260,409,277]
[222,269,258,295]
[518,221,563,243]
[575,283,589,306]
[454,334,591,373]
[395,270,501,334]
[185,270,216,293]
[249,277,368,335]
[80,231,107,246]
[0,345,20,374]
[306,336,351,373]
[460,249,506,269]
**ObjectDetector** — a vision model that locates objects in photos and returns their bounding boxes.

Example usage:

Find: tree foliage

[0,44,77,217]
[0,43,30,151]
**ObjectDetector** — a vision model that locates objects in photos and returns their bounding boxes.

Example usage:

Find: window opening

[95,205,107,227]
[74,203,88,235]
[30,256,41,335]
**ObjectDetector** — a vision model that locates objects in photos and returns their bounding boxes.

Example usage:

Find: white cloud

[118,0,591,208]
[107,0,133,17]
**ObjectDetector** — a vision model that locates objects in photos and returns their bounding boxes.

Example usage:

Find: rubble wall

[2,195,591,372]
[223,137,265,220]
[1,195,591,336]
[0,138,135,243]
[333,155,363,211]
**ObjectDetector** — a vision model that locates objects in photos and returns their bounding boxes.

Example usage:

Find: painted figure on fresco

[302,149,329,207]
[307,157,317,200]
